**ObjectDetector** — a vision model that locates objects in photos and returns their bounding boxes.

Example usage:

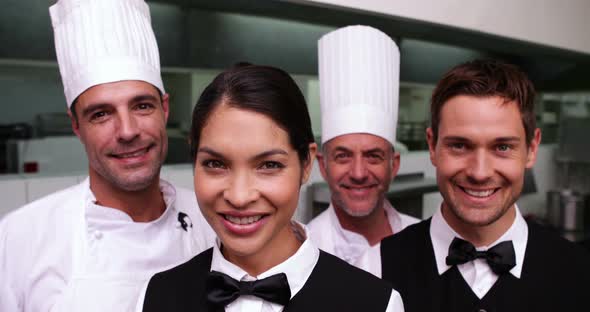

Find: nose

[223,171,259,208]
[466,150,494,183]
[349,156,369,183]
[117,111,140,143]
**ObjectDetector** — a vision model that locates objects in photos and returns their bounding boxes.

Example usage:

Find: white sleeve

[385,288,405,312]
[0,218,21,311]
[353,244,382,278]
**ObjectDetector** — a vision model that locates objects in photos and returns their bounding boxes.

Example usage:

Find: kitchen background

[1,0,589,241]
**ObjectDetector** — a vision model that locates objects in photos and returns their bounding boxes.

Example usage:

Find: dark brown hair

[430,59,537,145]
[190,63,314,165]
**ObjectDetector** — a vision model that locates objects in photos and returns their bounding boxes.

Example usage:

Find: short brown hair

[430,59,537,145]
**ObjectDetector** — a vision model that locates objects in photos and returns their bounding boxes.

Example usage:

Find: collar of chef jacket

[329,201,403,261]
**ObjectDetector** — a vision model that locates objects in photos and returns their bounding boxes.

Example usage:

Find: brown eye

[259,161,284,170]
[203,159,225,169]
[90,111,108,122]
[449,143,465,150]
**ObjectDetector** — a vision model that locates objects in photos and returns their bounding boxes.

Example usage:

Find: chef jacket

[136,222,405,312]
[0,178,215,312]
[357,205,528,298]
[306,201,419,266]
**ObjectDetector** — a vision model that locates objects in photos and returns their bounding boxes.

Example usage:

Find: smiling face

[194,104,315,269]
[71,80,169,192]
[427,95,540,234]
[318,133,400,218]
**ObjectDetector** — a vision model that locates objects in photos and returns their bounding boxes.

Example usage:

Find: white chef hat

[50,0,165,107]
[318,25,400,145]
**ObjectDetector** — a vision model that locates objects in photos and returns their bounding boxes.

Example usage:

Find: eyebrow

[441,136,522,143]
[441,136,470,143]
[494,136,521,143]
[363,148,386,155]
[197,147,288,160]
[332,146,352,154]
[131,94,159,103]
[197,147,225,159]
[331,146,385,154]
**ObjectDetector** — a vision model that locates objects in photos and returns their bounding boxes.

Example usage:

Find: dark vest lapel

[285,250,392,311]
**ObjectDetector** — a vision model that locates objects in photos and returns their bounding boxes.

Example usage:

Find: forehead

[438,95,525,140]
[199,105,291,153]
[75,80,159,108]
[324,133,390,152]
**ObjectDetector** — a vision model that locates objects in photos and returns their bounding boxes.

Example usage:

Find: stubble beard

[333,193,382,218]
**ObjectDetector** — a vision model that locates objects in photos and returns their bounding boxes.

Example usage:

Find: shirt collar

[430,204,528,278]
[210,221,320,302]
[84,177,179,223]
[329,201,399,246]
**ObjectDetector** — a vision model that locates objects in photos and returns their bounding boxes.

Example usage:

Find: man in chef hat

[306,25,420,270]
[0,0,214,310]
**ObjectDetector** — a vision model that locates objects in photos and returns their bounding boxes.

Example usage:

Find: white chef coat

[0,178,215,312]
[306,201,419,267]
[135,222,404,312]
[356,205,528,299]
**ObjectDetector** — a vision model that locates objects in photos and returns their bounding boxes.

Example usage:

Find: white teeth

[225,215,263,225]
[464,189,495,197]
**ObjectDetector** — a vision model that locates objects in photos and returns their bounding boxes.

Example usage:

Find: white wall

[296,0,590,55]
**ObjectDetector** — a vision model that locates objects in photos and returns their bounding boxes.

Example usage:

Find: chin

[220,236,264,258]
[341,205,378,218]
[453,206,507,227]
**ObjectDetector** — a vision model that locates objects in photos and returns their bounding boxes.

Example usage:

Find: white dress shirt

[356,205,528,299]
[307,201,419,267]
[0,178,216,312]
[136,222,405,312]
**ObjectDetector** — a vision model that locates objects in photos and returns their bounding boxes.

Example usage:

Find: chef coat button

[175,222,182,229]
[93,231,103,240]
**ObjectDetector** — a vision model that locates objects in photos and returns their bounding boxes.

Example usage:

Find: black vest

[142,248,393,311]
[380,219,590,312]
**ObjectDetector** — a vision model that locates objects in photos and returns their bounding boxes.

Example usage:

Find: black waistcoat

[380,219,590,312]
[142,248,393,311]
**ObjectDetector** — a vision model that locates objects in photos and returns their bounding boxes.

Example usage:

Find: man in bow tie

[357,59,590,312]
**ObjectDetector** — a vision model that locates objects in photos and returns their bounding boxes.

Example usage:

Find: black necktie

[446,237,516,275]
[206,270,291,308]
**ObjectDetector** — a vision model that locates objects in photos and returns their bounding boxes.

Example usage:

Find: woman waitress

[136,64,404,311]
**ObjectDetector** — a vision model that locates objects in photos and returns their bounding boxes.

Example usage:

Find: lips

[220,213,269,235]
[110,145,152,159]
[341,184,378,197]
[458,186,499,198]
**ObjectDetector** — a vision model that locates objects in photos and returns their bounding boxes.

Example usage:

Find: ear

[525,128,542,168]
[390,150,401,179]
[68,109,81,138]
[301,143,318,184]
[426,127,437,167]
[316,146,329,182]
[161,93,170,122]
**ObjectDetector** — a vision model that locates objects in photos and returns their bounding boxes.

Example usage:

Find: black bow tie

[206,270,291,308]
[446,237,516,275]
